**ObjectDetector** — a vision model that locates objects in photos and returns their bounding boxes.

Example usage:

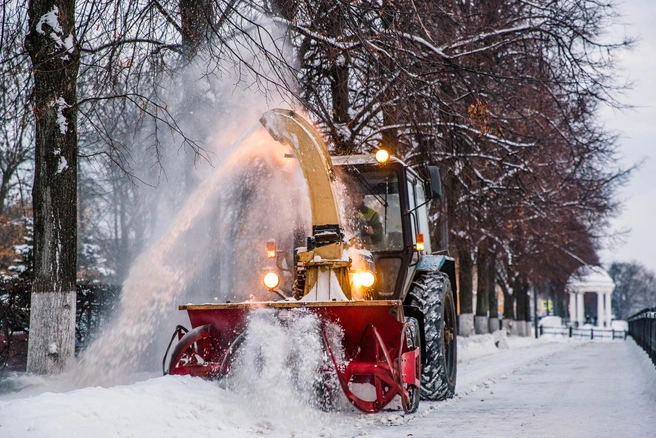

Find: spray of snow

[73,127,310,385]
[63,11,319,386]
[224,309,349,427]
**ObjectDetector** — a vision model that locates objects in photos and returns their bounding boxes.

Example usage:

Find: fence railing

[539,325,627,340]
[628,308,656,367]
[0,279,120,375]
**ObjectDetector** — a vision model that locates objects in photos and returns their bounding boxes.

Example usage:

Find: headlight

[352,270,376,288]
[263,272,280,289]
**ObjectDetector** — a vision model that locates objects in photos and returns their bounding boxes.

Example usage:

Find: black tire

[407,272,457,401]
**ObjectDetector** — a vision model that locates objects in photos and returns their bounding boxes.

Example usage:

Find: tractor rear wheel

[408,272,457,401]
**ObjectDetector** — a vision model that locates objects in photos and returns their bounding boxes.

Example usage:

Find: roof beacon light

[416,233,425,252]
[375,149,390,164]
[266,239,276,258]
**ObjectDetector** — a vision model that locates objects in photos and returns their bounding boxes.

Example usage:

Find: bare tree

[272,2,631,317]
[0,4,33,216]
[24,0,80,374]
[609,262,656,320]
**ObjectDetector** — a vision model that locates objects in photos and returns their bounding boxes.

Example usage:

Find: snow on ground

[1,334,655,437]
[369,337,656,437]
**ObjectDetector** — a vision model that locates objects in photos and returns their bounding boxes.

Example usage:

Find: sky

[599,0,656,273]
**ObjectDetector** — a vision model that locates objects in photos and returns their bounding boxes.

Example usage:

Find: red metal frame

[167,301,420,413]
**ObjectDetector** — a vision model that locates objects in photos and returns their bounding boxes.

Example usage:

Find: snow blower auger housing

[164,109,458,414]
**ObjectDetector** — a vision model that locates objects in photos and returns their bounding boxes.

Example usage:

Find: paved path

[369,339,656,437]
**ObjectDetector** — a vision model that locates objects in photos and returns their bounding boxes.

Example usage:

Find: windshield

[340,168,404,252]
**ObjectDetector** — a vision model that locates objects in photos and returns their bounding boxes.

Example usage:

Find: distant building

[566,265,615,327]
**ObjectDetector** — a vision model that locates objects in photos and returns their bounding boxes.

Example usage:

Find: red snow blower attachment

[165,301,421,413]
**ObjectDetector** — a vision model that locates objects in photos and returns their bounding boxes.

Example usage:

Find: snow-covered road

[370,338,656,437]
[1,336,654,437]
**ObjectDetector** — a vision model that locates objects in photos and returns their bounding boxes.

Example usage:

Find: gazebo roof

[567,265,615,294]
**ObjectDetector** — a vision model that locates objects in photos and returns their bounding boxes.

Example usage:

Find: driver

[348,186,383,245]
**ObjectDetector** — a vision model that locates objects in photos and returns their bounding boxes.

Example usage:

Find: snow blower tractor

[163,109,457,413]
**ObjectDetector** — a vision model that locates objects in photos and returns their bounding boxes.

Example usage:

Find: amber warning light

[416,233,425,252]
[266,239,276,258]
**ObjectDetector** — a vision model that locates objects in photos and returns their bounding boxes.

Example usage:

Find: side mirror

[426,166,442,200]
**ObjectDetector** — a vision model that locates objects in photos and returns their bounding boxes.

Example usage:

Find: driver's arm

[368,211,383,244]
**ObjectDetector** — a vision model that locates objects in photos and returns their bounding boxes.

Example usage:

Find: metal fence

[628,307,656,367]
[539,325,627,340]
[0,279,121,374]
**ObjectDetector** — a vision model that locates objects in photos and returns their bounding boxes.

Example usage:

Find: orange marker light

[266,239,276,258]
[416,233,425,252]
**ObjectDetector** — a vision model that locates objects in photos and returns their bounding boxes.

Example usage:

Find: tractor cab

[332,154,443,301]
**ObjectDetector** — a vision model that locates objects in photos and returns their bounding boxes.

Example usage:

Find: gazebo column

[605,292,612,327]
[569,292,577,325]
[597,291,604,327]
[577,293,585,326]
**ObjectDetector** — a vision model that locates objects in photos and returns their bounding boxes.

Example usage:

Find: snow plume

[74,128,310,385]
[225,309,348,428]
[72,15,312,385]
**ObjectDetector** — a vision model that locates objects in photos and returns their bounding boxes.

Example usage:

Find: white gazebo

[566,265,615,327]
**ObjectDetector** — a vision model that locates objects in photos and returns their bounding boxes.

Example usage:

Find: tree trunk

[500,270,515,321]
[457,243,474,336]
[457,244,473,314]
[0,169,13,216]
[179,0,214,195]
[475,245,489,317]
[180,0,213,59]
[330,59,351,153]
[474,243,489,334]
[381,104,399,153]
[487,248,498,332]
[499,269,516,334]
[25,0,80,374]
[515,276,531,322]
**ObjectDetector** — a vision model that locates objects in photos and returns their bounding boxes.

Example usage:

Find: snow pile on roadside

[1,376,260,437]
[628,338,656,391]
[459,331,541,362]
[458,334,502,361]
[457,328,605,363]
